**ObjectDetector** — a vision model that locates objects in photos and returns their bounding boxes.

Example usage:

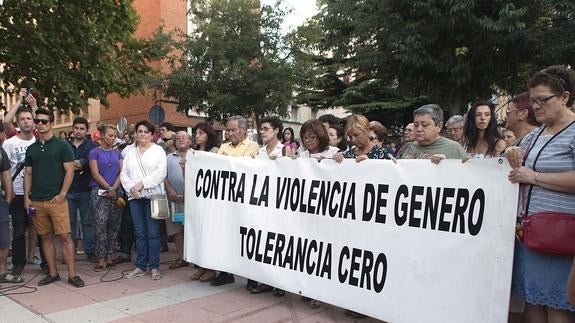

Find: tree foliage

[164,0,295,122]
[293,0,575,116]
[0,0,170,113]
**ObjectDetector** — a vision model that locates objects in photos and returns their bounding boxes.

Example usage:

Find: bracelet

[534,171,541,185]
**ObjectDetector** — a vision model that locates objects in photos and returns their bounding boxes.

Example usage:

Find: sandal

[309,299,321,309]
[1,272,24,283]
[168,259,188,270]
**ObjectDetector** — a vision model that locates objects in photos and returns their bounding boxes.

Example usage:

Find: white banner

[184,151,518,323]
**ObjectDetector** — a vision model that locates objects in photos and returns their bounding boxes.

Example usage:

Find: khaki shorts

[32,199,71,236]
[165,215,183,236]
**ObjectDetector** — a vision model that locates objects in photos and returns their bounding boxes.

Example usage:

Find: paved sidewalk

[0,250,385,323]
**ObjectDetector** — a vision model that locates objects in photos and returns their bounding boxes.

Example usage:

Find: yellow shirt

[217,137,259,157]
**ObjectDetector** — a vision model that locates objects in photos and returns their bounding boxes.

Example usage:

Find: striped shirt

[521,122,575,216]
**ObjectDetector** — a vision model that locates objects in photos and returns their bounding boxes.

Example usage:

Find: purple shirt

[88,147,122,189]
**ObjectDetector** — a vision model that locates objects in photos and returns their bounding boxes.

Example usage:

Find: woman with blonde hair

[335,115,393,163]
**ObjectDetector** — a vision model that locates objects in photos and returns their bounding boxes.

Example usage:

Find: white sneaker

[125,268,145,279]
[27,255,42,265]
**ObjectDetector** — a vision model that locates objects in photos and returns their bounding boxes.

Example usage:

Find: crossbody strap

[12,162,25,182]
[521,120,575,219]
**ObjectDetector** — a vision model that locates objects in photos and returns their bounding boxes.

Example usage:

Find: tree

[294,0,575,116]
[0,0,170,113]
[164,0,295,122]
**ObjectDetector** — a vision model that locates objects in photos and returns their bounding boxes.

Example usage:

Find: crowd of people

[0,64,574,322]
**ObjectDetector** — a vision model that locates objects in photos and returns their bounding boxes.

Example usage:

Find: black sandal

[272,288,285,297]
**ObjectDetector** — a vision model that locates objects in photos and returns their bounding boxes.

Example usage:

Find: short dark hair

[318,114,340,127]
[160,122,175,131]
[72,117,89,129]
[369,121,389,144]
[300,119,329,152]
[135,120,155,134]
[35,108,54,122]
[329,124,348,151]
[528,65,575,107]
[16,107,34,120]
[260,116,283,140]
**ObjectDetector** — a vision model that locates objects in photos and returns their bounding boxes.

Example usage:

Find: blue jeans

[67,191,94,255]
[130,199,160,270]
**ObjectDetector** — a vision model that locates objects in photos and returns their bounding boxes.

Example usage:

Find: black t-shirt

[0,147,11,172]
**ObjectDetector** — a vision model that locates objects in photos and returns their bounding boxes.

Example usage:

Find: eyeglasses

[162,137,173,142]
[445,127,463,133]
[530,94,558,107]
[506,108,523,114]
[33,118,50,125]
[259,126,273,132]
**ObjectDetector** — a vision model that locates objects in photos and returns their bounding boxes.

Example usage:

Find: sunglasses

[162,137,173,141]
[33,118,50,125]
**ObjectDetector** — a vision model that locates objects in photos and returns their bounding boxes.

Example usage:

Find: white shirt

[121,144,167,200]
[299,146,339,160]
[257,142,284,159]
[3,135,36,195]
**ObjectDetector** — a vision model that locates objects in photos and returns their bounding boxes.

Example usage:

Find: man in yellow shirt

[217,116,259,157]
[210,115,259,288]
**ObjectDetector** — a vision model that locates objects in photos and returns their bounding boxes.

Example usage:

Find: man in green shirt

[397,104,466,161]
[24,108,84,288]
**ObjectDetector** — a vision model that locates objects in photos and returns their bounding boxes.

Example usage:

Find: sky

[262,0,318,33]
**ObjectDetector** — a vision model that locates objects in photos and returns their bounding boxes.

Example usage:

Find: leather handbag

[522,211,575,255]
[150,194,170,220]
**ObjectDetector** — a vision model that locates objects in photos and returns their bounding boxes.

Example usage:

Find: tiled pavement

[0,250,385,323]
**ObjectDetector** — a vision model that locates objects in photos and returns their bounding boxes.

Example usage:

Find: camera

[27,88,39,99]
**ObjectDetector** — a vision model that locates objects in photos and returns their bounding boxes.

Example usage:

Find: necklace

[100,147,114,168]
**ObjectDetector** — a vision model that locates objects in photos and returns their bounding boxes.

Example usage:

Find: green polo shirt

[24,135,74,200]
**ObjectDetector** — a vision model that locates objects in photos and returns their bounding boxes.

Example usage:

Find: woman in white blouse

[121,120,167,280]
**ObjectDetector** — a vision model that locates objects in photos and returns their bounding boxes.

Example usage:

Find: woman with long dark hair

[194,122,219,153]
[189,122,219,282]
[282,127,299,155]
[463,101,506,158]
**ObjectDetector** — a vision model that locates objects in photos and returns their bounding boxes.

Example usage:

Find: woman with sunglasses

[506,65,575,321]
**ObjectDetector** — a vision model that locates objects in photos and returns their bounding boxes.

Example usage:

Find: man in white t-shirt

[3,107,44,276]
